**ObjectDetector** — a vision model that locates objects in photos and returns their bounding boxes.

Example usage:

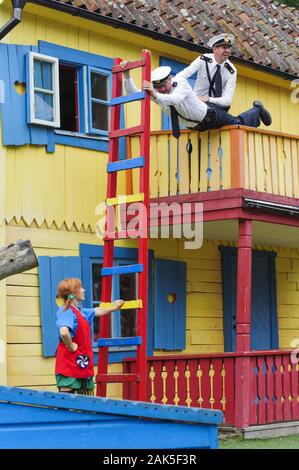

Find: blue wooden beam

[110,91,145,106]
[107,156,145,173]
[97,336,142,347]
[101,264,143,276]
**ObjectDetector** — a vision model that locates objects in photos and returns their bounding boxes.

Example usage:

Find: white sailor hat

[151,66,171,87]
[208,34,234,48]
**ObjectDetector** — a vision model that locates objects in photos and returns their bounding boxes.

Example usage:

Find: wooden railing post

[230,127,245,188]
[234,219,252,428]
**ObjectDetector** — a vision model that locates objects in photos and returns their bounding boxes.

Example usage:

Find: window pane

[34,92,54,121]
[34,59,53,91]
[92,263,102,340]
[119,273,137,337]
[92,263,102,302]
[92,102,109,131]
[59,65,78,132]
[91,72,108,100]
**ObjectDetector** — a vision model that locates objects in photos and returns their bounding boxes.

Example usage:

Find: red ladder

[96,50,151,401]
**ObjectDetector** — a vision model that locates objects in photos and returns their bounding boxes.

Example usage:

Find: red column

[234,219,252,429]
[236,219,252,352]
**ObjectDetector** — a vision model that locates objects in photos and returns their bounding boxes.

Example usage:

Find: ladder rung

[97,336,142,347]
[101,264,143,276]
[107,157,145,173]
[106,193,144,206]
[109,125,143,139]
[113,59,145,73]
[96,373,140,383]
[110,92,145,106]
[100,300,143,310]
[104,228,146,240]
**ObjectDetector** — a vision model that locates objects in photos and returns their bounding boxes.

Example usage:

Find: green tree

[276,0,299,8]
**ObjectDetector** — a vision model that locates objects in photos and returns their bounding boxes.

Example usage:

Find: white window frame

[28,52,60,127]
[87,66,111,136]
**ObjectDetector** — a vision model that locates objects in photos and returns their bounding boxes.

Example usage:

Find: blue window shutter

[160,57,196,130]
[0,44,31,146]
[38,256,81,357]
[0,43,49,147]
[154,259,186,350]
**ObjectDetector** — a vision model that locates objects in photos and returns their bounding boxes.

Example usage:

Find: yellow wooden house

[0,0,299,429]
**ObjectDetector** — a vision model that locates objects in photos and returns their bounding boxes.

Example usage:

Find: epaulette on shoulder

[224,62,235,74]
[200,55,212,63]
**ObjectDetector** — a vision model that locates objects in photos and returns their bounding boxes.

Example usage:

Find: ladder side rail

[97,57,123,397]
[136,49,151,401]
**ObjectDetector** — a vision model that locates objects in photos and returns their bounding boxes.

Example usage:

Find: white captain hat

[208,34,234,48]
[151,66,171,87]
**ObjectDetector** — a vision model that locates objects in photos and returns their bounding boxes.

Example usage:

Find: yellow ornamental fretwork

[173,365,180,406]
[197,364,204,407]
[185,365,192,407]
[220,363,227,411]
[209,364,215,409]
[161,365,168,404]
[149,366,156,403]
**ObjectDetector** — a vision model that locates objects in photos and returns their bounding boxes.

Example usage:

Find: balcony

[124,350,299,428]
[128,126,299,199]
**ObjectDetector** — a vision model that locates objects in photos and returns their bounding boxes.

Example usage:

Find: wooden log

[0,240,38,281]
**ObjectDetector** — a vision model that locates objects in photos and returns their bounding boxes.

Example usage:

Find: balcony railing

[127,127,299,199]
[124,350,299,427]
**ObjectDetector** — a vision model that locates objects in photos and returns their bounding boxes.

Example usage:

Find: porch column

[236,219,252,352]
[235,219,252,429]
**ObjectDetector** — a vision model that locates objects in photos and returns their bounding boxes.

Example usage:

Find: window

[28,52,60,127]
[88,68,110,135]
[119,272,137,337]
[90,259,137,346]
[0,42,124,153]
[80,244,153,360]
[28,49,111,138]
[91,262,103,342]
[59,64,79,132]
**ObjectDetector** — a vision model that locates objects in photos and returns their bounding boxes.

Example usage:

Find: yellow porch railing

[127,126,299,198]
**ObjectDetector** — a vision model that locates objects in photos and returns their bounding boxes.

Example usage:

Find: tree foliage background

[276,0,299,8]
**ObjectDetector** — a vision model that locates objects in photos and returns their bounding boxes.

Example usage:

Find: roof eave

[29,0,298,81]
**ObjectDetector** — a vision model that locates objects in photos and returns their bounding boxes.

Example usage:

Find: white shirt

[124,75,207,128]
[176,53,237,108]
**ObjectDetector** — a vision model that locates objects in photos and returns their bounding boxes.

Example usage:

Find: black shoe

[253,100,272,126]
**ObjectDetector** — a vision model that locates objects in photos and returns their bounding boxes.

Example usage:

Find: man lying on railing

[121,63,272,139]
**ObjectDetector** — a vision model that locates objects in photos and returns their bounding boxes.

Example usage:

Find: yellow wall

[5,145,112,231]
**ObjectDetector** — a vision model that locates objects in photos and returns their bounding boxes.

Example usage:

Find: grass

[220,434,299,449]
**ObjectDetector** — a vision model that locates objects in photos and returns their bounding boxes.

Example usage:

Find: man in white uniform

[122,65,271,139]
[176,33,237,111]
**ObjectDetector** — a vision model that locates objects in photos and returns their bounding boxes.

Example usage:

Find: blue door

[221,247,278,352]
[154,259,187,350]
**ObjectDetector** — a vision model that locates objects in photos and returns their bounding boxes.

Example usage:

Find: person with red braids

[55,277,124,395]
